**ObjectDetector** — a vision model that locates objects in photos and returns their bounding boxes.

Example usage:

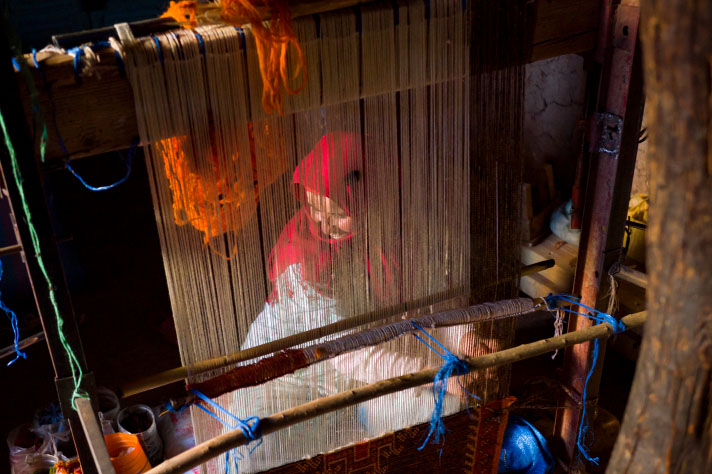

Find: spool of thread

[97,386,121,422]
[117,405,163,467]
[24,454,58,474]
[104,433,151,474]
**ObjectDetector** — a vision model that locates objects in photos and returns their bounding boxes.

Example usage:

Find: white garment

[230,264,460,472]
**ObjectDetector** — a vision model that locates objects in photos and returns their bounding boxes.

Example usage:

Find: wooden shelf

[15,0,599,162]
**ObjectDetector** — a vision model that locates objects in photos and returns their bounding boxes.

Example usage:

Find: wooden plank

[76,397,117,474]
[530,0,600,62]
[15,0,600,162]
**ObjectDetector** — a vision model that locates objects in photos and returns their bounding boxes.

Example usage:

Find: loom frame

[0,0,646,472]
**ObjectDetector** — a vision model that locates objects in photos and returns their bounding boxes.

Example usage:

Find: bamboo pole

[120,287,461,398]
[177,297,536,407]
[121,260,555,398]
[145,311,647,474]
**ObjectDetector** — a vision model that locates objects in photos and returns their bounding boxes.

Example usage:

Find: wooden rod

[120,287,463,398]
[0,331,44,361]
[121,260,555,398]
[75,398,117,474]
[179,297,536,406]
[17,0,599,162]
[0,243,22,257]
[614,264,647,289]
[145,311,647,474]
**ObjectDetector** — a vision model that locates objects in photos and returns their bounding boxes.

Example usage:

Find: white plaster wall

[524,54,587,191]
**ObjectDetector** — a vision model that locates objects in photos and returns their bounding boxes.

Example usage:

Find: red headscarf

[266,132,398,303]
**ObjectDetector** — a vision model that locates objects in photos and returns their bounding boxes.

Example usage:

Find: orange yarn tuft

[219,0,307,114]
[161,0,199,28]
[159,122,288,244]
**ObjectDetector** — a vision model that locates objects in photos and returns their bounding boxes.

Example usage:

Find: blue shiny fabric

[498,415,555,474]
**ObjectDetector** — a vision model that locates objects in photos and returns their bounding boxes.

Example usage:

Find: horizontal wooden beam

[15,0,599,162]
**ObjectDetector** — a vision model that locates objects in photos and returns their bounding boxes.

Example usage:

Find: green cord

[0,108,87,409]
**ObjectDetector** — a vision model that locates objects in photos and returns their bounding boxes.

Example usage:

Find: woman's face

[305,191,353,240]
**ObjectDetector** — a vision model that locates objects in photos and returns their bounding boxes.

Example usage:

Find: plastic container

[97,386,121,422]
[105,432,151,474]
[117,404,164,467]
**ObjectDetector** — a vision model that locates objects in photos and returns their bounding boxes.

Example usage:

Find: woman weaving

[229,131,469,471]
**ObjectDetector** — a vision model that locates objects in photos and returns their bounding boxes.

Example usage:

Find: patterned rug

[262,397,516,474]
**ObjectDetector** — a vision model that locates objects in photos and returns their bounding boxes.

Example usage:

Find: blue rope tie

[163,401,189,414]
[195,32,206,56]
[66,40,111,81]
[64,137,138,192]
[234,27,247,50]
[0,259,27,365]
[31,46,134,192]
[152,36,165,64]
[411,322,477,451]
[189,388,262,474]
[542,293,628,465]
[543,293,626,334]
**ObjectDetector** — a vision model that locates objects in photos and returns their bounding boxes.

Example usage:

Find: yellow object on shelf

[626,194,648,264]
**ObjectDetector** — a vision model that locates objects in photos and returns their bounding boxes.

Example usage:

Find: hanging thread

[64,138,138,192]
[411,322,477,450]
[0,259,27,365]
[542,293,627,465]
[0,108,87,408]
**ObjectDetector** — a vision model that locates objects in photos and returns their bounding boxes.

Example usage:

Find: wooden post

[0,28,100,474]
[554,0,643,465]
[607,1,712,472]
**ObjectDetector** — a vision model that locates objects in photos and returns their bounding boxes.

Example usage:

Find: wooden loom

[0,1,650,473]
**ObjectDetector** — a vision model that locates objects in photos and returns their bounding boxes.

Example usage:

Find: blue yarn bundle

[0,259,27,365]
[498,415,554,474]
[542,293,626,465]
[411,322,477,450]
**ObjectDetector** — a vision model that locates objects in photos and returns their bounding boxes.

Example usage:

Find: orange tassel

[160,1,307,114]
[219,0,307,114]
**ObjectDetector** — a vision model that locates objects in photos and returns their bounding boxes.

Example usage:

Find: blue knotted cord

[542,293,627,465]
[543,293,626,334]
[65,41,112,81]
[411,322,478,451]
[189,389,262,473]
[0,259,27,365]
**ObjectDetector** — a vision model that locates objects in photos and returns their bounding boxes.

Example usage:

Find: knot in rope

[543,293,626,334]
[190,389,262,444]
[411,322,475,450]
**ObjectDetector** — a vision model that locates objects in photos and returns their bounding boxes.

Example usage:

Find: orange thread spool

[104,433,151,474]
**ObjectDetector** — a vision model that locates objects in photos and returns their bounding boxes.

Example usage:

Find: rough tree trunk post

[607,1,712,472]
